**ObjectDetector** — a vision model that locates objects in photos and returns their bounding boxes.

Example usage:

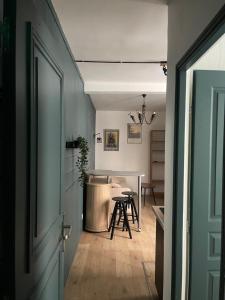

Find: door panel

[30,249,63,300]
[190,71,225,300]
[28,26,64,300]
[34,45,61,245]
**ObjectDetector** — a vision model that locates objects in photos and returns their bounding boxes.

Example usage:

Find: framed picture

[127,123,142,144]
[104,129,119,151]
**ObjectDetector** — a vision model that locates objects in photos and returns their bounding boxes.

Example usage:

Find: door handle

[63,225,72,240]
[62,224,72,252]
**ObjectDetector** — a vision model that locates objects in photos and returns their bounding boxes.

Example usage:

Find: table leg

[152,187,156,205]
[138,176,142,231]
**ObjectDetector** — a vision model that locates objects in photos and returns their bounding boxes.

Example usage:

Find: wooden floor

[64,196,163,300]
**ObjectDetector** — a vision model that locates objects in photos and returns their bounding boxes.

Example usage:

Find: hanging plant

[75,136,89,187]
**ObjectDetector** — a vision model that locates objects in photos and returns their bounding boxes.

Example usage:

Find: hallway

[64,197,162,300]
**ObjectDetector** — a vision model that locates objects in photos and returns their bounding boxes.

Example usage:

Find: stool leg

[122,204,126,231]
[122,202,132,239]
[131,201,135,224]
[124,201,129,230]
[110,203,119,240]
[122,220,125,231]
[152,187,156,205]
[144,188,146,206]
[127,200,130,209]
[131,198,139,222]
[117,207,122,225]
[108,203,117,232]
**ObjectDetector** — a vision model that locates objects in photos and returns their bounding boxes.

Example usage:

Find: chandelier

[128,94,157,125]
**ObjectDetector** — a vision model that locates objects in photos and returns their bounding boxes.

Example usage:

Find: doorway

[173,7,225,300]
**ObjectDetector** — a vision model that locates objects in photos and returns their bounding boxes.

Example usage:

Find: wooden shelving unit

[150,130,165,198]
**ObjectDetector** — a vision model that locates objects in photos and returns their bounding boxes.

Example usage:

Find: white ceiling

[90,93,166,111]
[52,0,168,110]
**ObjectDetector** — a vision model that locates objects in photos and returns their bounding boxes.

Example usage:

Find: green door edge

[172,6,225,300]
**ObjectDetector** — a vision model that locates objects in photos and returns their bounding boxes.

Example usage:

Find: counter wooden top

[86,169,145,177]
[152,206,164,230]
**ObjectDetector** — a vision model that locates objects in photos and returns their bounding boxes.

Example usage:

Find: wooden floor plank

[64,196,163,300]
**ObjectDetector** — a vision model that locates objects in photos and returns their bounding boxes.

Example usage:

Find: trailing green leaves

[76,136,89,187]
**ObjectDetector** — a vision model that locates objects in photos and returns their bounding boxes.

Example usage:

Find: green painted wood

[34,44,62,242]
[189,71,225,300]
[15,1,96,299]
[173,18,225,300]
[27,28,64,300]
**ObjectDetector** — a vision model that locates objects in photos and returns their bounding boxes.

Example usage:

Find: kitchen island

[152,206,164,300]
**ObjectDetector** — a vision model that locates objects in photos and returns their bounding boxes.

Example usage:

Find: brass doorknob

[63,225,72,240]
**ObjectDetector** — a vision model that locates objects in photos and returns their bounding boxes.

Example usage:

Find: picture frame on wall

[127,123,142,144]
[104,129,119,151]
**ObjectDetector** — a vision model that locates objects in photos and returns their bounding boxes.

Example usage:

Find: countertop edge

[152,206,164,230]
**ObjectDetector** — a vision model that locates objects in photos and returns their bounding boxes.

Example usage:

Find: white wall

[95,110,165,191]
[165,1,225,300]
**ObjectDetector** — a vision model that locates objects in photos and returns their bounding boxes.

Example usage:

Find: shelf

[152,141,165,143]
[152,142,165,151]
[151,131,165,142]
[150,130,165,184]
[152,180,164,184]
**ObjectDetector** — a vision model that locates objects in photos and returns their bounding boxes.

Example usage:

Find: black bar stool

[120,191,138,224]
[108,196,132,240]
[141,182,156,205]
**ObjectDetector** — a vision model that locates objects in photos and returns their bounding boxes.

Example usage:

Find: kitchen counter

[152,206,164,300]
[152,206,164,230]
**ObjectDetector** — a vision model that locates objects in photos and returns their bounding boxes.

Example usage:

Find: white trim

[84,81,167,94]
[181,69,192,300]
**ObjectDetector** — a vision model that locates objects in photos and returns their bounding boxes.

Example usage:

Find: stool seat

[112,196,128,202]
[121,191,137,197]
[120,191,138,225]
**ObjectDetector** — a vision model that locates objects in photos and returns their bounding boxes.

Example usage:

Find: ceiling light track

[76,59,167,64]
[76,60,167,76]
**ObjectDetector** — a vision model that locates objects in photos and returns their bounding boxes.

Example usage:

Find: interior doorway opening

[181,33,225,300]
[173,9,225,299]
[64,115,167,300]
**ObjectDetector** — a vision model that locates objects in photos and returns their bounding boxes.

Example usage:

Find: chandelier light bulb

[138,112,143,124]
[150,112,156,123]
[129,113,136,123]
[128,94,157,126]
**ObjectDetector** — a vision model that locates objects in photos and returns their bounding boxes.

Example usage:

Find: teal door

[189,70,225,300]
[26,27,66,300]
